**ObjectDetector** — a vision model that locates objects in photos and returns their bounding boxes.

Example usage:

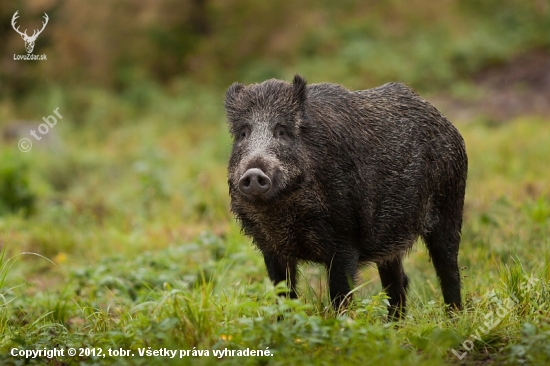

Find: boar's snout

[238,168,272,196]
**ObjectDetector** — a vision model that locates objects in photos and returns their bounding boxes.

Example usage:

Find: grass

[0,84,549,365]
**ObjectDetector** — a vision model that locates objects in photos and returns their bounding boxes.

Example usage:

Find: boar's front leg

[263,252,298,299]
[326,250,359,310]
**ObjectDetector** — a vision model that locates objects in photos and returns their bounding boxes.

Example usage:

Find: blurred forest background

[2,0,550,99]
[1,1,550,364]
[2,0,549,232]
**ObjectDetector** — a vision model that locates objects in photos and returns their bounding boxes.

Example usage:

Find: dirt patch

[436,49,550,123]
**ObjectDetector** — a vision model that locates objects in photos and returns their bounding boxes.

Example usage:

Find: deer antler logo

[11,11,49,54]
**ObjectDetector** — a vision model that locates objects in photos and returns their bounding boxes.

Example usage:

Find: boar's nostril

[238,168,272,195]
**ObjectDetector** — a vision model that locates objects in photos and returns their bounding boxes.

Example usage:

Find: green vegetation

[1,0,549,365]
[1,99,549,365]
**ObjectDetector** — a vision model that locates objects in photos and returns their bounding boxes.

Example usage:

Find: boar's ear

[224,82,246,114]
[292,74,307,106]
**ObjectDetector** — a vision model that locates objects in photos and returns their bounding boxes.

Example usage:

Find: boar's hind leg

[377,257,409,320]
[326,251,359,311]
[263,253,298,299]
[422,214,462,312]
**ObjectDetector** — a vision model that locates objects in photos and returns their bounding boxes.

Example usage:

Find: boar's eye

[237,126,250,141]
[274,125,288,139]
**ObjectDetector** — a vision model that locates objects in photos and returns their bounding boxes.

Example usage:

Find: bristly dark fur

[225,75,468,319]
